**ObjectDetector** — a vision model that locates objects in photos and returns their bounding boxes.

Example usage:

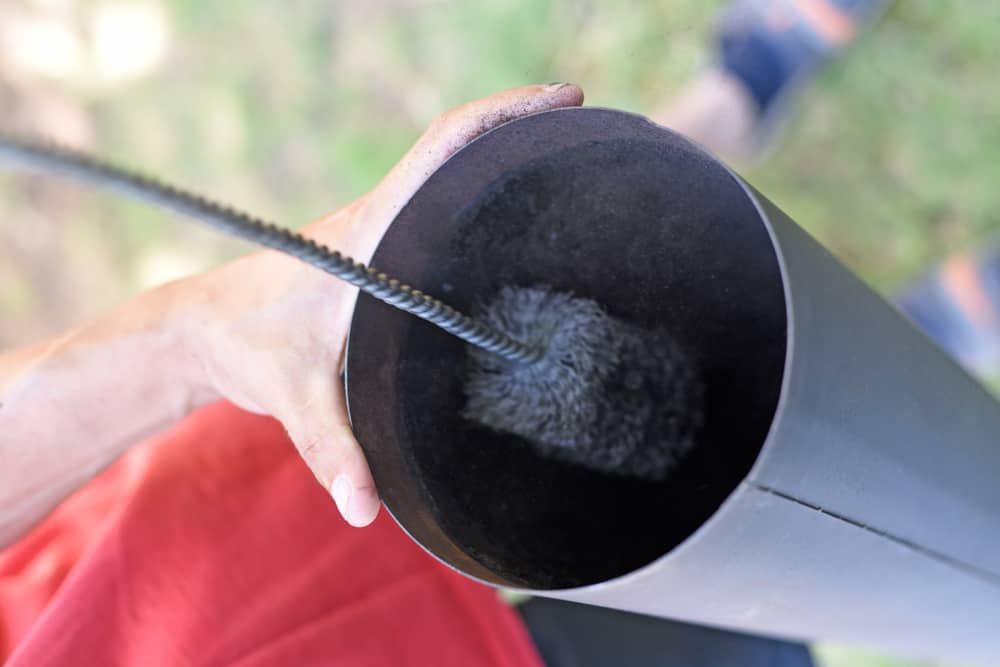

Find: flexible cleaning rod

[0,132,539,363]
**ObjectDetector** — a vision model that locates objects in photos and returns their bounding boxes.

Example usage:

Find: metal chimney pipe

[344,107,1000,664]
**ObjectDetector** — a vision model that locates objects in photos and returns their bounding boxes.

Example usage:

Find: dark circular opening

[346,109,787,590]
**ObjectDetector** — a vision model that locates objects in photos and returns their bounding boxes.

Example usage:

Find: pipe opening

[347,112,787,590]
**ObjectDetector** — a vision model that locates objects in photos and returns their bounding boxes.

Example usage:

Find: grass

[750,0,1000,291]
[2,1,998,664]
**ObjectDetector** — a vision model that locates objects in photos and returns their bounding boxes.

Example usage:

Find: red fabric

[0,402,543,667]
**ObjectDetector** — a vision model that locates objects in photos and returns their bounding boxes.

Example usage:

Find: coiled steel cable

[0,132,540,363]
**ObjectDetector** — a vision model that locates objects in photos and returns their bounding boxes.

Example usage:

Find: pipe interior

[349,131,788,589]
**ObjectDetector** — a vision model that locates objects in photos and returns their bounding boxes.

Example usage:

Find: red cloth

[0,402,543,667]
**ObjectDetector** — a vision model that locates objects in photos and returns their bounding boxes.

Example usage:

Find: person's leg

[518,597,814,667]
[657,0,889,163]
[0,402,544,667]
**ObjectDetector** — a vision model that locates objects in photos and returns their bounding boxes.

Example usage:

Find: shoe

[896,246,1000,380]
[714,0,889,162]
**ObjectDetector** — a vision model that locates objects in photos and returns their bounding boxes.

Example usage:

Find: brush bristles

[463,286,703,480]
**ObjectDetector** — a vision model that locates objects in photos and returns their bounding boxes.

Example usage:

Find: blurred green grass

[5,0,999,341]
[1,2,998,664]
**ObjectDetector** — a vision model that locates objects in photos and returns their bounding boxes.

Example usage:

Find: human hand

[182,84,585,526]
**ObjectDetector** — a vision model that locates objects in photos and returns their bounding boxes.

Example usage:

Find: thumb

[280,378,380,527]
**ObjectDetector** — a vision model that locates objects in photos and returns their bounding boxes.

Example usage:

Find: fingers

[279,376,380,527]
[268,84,586,527]
[416,82,585,169]
[345,83,585,257]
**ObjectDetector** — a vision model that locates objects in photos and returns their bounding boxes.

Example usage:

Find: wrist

[140,276,222,411]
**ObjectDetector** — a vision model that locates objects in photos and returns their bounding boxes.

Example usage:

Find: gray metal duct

[345,107,1000,664]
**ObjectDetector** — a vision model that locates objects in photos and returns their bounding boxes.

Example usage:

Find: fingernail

[349,485,380,526]
[544,82,569,92]
[331,475,352,517]
[331,475,379,526]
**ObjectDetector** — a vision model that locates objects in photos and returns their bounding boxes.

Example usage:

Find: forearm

[0,83,586,538]
[0,280,211,548]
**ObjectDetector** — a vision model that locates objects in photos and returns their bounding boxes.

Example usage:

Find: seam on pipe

[748,482,1000,589]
